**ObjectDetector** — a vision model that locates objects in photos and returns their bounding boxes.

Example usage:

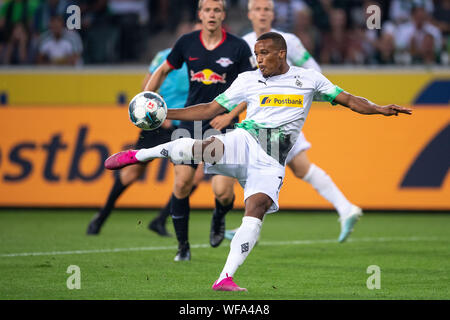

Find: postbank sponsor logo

[260,94,304,108]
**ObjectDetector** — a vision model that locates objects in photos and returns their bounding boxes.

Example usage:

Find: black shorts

[135,126,174,149]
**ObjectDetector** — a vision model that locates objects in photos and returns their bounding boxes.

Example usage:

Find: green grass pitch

[0,209,449,300]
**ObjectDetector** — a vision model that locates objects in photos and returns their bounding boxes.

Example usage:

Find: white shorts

[285,132,311,164]
[204,128,285,213]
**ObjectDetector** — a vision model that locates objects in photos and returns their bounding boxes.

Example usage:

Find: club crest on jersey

[190,69,226,85]
[216,57,234,67]
[260,94,304,108]
[295,75,302,88]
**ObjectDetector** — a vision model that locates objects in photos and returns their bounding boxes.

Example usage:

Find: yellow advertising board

[0,106,448,210]
[1,68,449,106]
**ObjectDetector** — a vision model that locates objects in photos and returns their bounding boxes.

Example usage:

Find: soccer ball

[128,91,167,130]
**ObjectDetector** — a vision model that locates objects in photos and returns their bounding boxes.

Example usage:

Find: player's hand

[377,105,412,116]
[161,119,172,129]
[210,113,232,130]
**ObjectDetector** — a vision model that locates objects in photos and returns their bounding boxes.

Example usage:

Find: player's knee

[245,193,272,219]
[214,188,234,206]
[173,179,194,198]
[289,162,310,179]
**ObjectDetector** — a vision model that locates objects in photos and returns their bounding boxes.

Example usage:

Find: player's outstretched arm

[143,61,172,92]
[334,91,412,116]
[167,100,227,121]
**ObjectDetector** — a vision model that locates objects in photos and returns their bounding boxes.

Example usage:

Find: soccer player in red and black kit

[144,0,255,261]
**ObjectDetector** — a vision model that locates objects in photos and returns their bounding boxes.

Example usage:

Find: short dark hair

[256,32,287,51]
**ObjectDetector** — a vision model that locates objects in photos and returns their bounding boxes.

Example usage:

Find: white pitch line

[0,236,440,258]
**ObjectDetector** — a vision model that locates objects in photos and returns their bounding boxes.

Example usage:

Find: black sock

[156,197,171,224]
[156,185,197,224]
[189,184,198,196]
[97,177,127,223]
[171,194,190,244]
[214,196,235,221]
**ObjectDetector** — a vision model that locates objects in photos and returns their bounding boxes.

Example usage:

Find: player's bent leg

[287,149,311,179]
[210,175,235,248]
[172,165,196,261]
[338,205,363,243]
[212,193,271,292]
[87,163,146,235]
[192,162,205,186]
[288,151,363,241]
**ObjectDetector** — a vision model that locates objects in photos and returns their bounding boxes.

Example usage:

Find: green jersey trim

[323,86,344,105]
[215,93,237,112]
[235,119,286,140]
[235,119,266,137]
[293,51,311,67]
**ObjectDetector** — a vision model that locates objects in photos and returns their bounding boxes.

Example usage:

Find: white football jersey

[242,28,321,72]
[215,66,342,164]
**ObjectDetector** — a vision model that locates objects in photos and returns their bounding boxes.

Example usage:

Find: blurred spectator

[80,0,118,63]
[302,0,332,31]
[433,0,450,64]
[0,0,40,64]
[273,0,309,32]
[374,22,397,64]
[148,0,169,33]
[433,0,450,36]
[30,0,73,64]
[389,0,434,25]
[292,4,321,58]
[319,8,354,64]
[347,0,392,65]
[108,0,148,25]
[0,0,447,66]
[37,15,82,65]
[108,0,148,62]
[34,0,71,33]
[151,0,197,34]
[394,3,443,64]
[80,0,111,29]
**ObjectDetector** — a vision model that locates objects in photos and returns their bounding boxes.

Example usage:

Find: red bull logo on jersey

[260,94,304,108]
[190,69,226,85]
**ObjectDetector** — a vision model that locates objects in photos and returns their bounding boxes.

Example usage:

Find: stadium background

[0,0,449,211]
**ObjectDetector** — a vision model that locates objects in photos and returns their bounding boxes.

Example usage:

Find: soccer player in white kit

[105,32,412,291]
[210,0,361,242]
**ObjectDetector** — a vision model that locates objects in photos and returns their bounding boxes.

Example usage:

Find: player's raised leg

[104,137,197,169]
[212,193,271,292]
[287,150,362,242]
